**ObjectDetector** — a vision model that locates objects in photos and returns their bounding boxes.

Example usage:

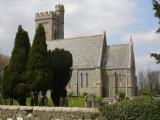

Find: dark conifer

[26,24,51,105]
[2,25,30,105]
[151,0,160,62]
[153,0,160,32]
[50,48,73,106]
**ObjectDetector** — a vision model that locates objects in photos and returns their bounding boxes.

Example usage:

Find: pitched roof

[47,34,105,69]
[105,44,131,69]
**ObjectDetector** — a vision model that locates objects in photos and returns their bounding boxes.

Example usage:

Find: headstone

[39,95,48,106]
[84,95,88,107]
[7,118,12,120]
[64,97,68,107]
[59,97,63,107]
[31,92,34,106]
[17,117,23,120]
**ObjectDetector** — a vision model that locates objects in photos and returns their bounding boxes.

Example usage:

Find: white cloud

[121,30,160,45]
[121,29,160,58]
[63,0,138,37]
[0,0,140,55]
[121,29,160,74]
[136,54,160,73]
[0,0,159,74]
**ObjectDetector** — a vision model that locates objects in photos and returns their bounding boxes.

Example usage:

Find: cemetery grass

[68,96,85,107]
[25,96,85,107]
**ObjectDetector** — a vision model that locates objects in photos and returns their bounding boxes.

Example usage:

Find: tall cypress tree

[26,24,51,105]
[1,25,30,105]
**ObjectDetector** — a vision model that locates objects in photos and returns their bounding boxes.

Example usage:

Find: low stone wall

[0,105,99,120]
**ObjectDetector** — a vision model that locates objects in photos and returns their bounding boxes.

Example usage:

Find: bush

[0,97,3,104]
[118,91,125,101]
[82,92,88,97]
[99,96,160,120]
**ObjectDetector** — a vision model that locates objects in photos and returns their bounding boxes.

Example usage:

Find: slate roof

[47,34,105,69]
[105,44,131,69]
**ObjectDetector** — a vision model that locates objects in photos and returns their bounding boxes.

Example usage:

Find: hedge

[99,96,160,120]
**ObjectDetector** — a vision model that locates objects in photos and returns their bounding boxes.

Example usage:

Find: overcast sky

[0,0,160,73]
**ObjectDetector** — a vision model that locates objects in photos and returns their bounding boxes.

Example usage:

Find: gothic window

[86,72,88,87]
[119,74,122,87]
[80,73,83,88]
[54,30,58,39]
[115,72,118,95]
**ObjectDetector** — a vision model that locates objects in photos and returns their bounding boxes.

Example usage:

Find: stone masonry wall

[0,105,99,120]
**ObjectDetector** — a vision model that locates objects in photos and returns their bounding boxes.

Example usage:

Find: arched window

[115,72,118,95]
[119,74,122,87]
[80,73,83,88]
[86,72,88,87]
[54,30,58,39]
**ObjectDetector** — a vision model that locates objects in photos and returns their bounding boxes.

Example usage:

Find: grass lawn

[26,96,85,107]
[68,96,85,107]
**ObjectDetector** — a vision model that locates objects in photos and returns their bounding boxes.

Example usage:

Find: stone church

[35,4,137,97]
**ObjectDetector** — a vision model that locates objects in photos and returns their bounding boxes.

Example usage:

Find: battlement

[35,4,65,40]
[55,4,64,12]
[35,11,58,20]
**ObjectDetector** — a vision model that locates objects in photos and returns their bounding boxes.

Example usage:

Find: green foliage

[82,92,88,97]
[118,91,125,101]
[50,48,73,89]
[153,0,160,19]
[26,24,51,93]
[47,97,54,106]
[7,97,84,107]
[68,97,85,107]
[0,55,9,97]
[151,1,160,62]
[151,53,160,63]
[1,25,30,105]
[153,0,160,32]
[0,54,9,73]
[0,97,19,105]
[50,48,73,106]
[0,97,3,104]
[99,96,160,120]
[138,89,160,97]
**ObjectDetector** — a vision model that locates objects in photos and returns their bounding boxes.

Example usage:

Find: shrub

[118,91,125,101]
[82,92,88,97]
[0,97,3,104]
[99,96,160,120]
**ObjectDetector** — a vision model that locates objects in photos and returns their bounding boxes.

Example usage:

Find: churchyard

[0,1,160,119]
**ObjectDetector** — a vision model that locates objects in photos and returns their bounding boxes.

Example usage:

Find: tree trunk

[18,97,26,106]
[34,91,38,106]
[51,90,60,106]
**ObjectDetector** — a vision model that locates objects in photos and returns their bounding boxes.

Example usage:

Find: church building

[35,4,137,97]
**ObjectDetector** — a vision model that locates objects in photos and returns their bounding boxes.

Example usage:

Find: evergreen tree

[151,0,160,62]
[50,48,72,106]
[1,25,30,105]
[153,0,160,32]
[26,24,51,106]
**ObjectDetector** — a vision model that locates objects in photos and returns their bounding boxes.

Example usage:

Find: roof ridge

[49,34,104,41]
[108,44,129,47]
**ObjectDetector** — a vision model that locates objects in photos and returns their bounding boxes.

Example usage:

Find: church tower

[35,4,64,41]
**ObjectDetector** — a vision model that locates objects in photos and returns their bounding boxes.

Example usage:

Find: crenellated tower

[35,4,64,41]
